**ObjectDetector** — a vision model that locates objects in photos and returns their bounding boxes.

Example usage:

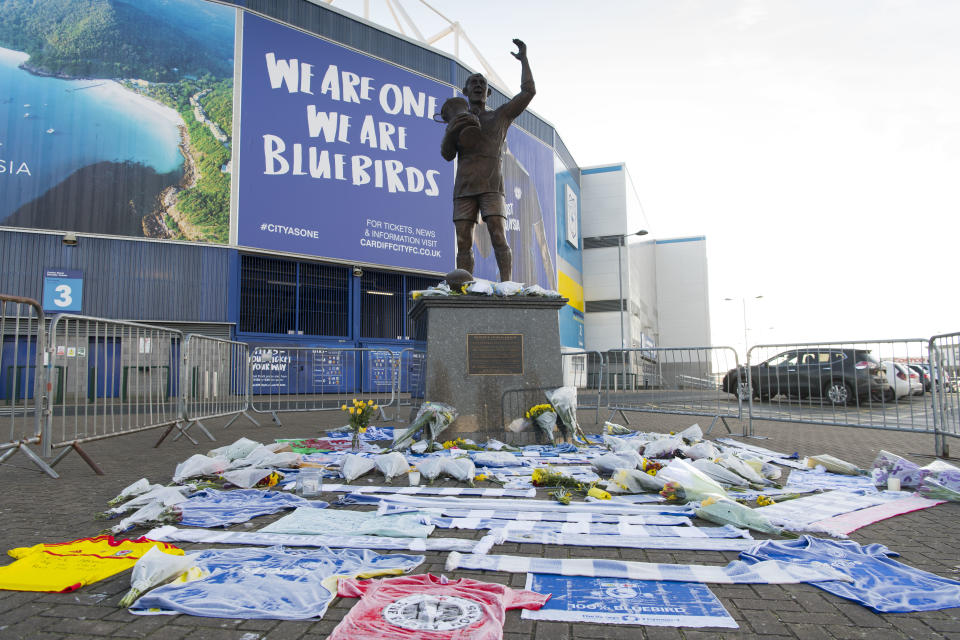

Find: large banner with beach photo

[0,0,236,243]
[0,0,557,281]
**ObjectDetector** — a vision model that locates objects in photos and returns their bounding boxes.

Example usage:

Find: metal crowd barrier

[560,350,605,423]
[744,339,933,437]
[163,334,259,445]
[930,333,960,457]
[44,315,184,474]
[249,346,399,426]
[604,346,744,436]
[0,295,56,477]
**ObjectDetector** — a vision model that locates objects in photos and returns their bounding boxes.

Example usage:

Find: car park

[721,348,891,406]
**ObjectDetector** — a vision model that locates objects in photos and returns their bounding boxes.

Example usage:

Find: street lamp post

[723,295,763,361]
[616,229,649,351]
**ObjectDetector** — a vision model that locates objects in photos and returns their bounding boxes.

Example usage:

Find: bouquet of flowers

[526,403,558,443]
[545,386,588,443]
[657,459,728,503]
[118,547,196,608]
[341,398,379,451]
[696,495,797,538]
[870,450,928,488]
[392,402,459,450]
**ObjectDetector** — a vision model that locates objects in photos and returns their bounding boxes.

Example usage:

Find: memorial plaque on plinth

[408,296,567,439]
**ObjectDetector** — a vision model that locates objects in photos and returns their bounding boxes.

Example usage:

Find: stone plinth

[408,295,567,438]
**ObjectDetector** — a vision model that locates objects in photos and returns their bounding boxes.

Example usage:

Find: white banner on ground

[145,525,480,552]
[429,517,747,538]
[354,493,691,515]
[380,505,693,525]
[316,484,537,498]
[444,552,851,584]
[495,531,756,552]
[755,490,901,526]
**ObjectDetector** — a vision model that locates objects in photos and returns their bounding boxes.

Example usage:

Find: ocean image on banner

[0,0,235,243]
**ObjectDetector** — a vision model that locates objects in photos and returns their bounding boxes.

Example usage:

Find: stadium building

[0,0,710,396]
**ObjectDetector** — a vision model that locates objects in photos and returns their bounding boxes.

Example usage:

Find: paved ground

[1,408,960,640]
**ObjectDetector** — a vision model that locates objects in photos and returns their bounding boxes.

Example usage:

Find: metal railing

[170,334,259,444]
[744,339,933,437]
[44,315,185,474]
[604,346,744,436]
[930,333,960,457]
[0,295,56,477]
[249,346,399,425]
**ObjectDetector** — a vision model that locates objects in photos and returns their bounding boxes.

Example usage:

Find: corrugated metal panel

[240,0,450,81]
[237,254,349,337]
[360,271,403,339]
[0,231,231,322]
[554,134,581,183]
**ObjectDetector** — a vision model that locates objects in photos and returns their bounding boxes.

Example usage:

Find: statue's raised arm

[501,39,535,119]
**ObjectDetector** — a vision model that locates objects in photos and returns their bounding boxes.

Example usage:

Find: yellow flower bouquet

[341,398,379,451]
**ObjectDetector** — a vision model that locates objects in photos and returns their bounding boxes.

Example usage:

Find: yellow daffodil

[412,291,422,300]
[341,404,347,411]
[587,487,611,500]
[702,496,718,507]
[348,407,355,415]
[372,404,379,410]
[475,474,488,482]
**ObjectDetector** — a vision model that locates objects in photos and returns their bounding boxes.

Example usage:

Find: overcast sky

[328,0,960,353]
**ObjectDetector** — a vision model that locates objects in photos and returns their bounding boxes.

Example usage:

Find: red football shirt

[329,573,550,639]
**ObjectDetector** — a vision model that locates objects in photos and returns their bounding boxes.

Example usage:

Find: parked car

[721,348,890,406]
[913,363,953,393]
[908,364,930,393]
[878,361,923,401]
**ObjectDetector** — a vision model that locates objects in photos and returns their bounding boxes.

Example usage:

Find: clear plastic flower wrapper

[716,453,768,485]
[921,459,960,492]
[696,495,797,537]
[677,423,703,443]
[108,478,159,506]
[642,436,685,459]
[341,454,377,483]
[684,441,719,461]
[607,467,666,493]
[208,437,261,461]
[228,445,301,470]
[222,468,283,490]
[870,450,928,488]
[691,459,752,488]
[806,453,862,476]
[591,452,640,475]
[173,454,230,483]
[101,486,192,518]
[392,402,459,450]
[520,284,561,297]
[119,547,197,608]
[531,408,558,444]
[657,458,728,502]
[918,477,960,502]
[442,457,476,483]
[465,278,495,295]
[415,456,445,481]
[374,452,409,483]
[604,421,632,435]
[472,451,520,467]
[110,501,180,535]
[545,386,586,442]
[493,280,524,296]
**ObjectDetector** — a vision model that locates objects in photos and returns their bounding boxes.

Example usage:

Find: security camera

[352,266,363,277]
